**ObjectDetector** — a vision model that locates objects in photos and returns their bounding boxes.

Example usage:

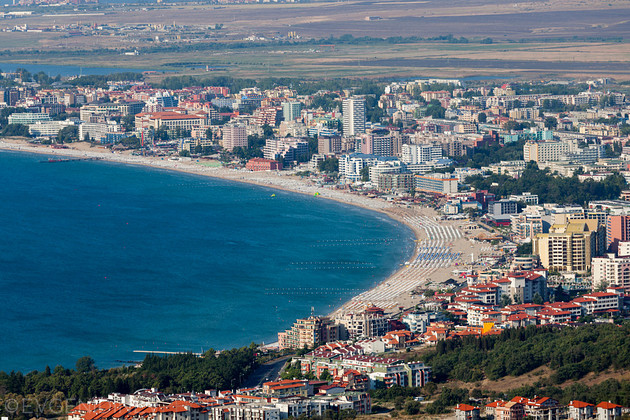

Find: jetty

[133,350,203,357]
[40,157,104,163]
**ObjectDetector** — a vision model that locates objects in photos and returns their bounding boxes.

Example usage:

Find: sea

[0,150,415,373]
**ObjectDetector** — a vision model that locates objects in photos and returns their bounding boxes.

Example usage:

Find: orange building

[246,158,283,171]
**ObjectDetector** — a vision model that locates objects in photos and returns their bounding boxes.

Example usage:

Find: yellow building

[533,220,598,273]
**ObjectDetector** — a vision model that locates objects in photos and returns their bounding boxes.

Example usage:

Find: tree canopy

[466,163,626,205]
[0,345,258,417]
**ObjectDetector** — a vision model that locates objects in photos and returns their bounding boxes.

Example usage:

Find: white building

[508,192,539,205]
[28,120,75,138]
[342,97,366,137]
[368,160,405,182]
[523,141,571,163]
[338,153,381,182]
[282,101,302,122]
[401,144,443,164]
[573,292,620,315]
[79,121,124,144]
[414,173,458,195]
[592,253,630,292]
[9,112,51,125]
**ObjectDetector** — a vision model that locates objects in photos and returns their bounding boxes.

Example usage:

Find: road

[242,356,292,388]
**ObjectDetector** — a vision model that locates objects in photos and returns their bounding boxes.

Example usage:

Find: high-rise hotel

[342,97,366,137]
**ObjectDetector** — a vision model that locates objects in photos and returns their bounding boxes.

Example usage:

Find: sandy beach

[0,139,497,317]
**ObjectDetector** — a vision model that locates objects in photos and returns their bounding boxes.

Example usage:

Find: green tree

[15,68,31,82]
[426,100,445,119]
[504,120,522,131]
[0,123,30,137]
[360,166,370,182]
[262,124,274,138]
[516,242,533,255]
[404,400,421,415]
[477,112,487,123]
[544,116,558,129]
[155,125,169,141]
[120,135,141,149]
[75,356,96,373]
[318,157,339,173]
[122,115,135,132]
[57,125,79,144]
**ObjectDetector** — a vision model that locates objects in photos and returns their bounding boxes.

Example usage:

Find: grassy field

[3,40,625,80]
[0,0,629,80]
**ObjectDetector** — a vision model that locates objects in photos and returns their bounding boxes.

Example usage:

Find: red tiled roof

[597,402,622,409]
[569,401,593,408]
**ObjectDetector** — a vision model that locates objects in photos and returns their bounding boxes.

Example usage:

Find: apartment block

[523,141,570,163]
[263,138,309,162]
[606,214,630,253]
[335,306,389,339]
[222,125,248,151]
[534,221,598,273]
[342,97,366,137]
[282,101,302,122]
[245,158,283,171]
[278,316,339,350]
[414,173,458,195]
[511,212,544,242]
[401,144,443,164]
[8,112,51,125]
[317,135,342,154]
[592,253,630,292]
[376,172,414,193]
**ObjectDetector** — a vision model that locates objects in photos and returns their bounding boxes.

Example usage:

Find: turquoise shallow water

[0,150,415,373]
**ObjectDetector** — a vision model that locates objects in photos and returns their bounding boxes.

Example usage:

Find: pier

[40,157,104,163]
[133,350,203,357]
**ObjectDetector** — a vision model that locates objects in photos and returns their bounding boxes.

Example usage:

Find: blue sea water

[0,151,415,373]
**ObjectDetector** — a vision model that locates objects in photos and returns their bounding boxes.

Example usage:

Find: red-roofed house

[573,292,620,315]
[545,302,583,319]
[505,312,537,328]
[460,284,500,305]
[522,396,561,419]
[262,380,308,397]
[485,400,505,418]
[496,401,524,420]
[596,401,622,419]
[134,111,207,133]
[455,404,480,420]
[382,330,420,350]
[536,308,572,324]
[568,400,594,419]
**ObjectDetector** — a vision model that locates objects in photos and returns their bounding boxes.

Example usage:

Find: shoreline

[0,139,490,325]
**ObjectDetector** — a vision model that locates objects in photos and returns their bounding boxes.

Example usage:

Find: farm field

[0,0,628,79]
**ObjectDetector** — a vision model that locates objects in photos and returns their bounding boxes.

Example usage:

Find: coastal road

[242,356,291,388]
